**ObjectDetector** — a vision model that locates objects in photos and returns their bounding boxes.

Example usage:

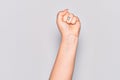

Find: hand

[56,9,81,39]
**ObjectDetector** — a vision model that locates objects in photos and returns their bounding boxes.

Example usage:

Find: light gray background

[0,0,120,80]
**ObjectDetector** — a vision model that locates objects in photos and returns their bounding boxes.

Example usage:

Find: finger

[75,16,81,28]
[60,9,68,16]
[70,16,77,25]
[66,13,74,24]
[76,16,80,22]
[57,9,68,21]
[63,12,69,22]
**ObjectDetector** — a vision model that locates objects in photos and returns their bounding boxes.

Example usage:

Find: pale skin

[49,9,81,80]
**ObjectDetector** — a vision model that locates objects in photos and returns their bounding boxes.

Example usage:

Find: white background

[0,0,120,80]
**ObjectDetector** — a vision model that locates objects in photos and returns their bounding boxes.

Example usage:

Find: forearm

[50,9,81,80]
[50,36,79,80]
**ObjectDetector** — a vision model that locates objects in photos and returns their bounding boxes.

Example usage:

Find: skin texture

[49,9,81,80]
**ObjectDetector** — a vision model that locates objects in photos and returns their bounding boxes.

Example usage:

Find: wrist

[61,35,79,44]
[61,35,79,55]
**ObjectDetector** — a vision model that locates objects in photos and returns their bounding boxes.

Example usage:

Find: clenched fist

[56,9,81,39]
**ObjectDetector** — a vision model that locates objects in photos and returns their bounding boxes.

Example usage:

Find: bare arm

[49,9,81,80]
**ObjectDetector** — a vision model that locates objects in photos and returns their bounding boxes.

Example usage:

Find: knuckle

[75,16,78,19]
[71,13,74,17]
[75,16,79,21]
[69,13,74,17]
[57,11,62,16]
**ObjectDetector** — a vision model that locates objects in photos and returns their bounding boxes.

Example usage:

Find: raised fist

[56,9,81,38]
